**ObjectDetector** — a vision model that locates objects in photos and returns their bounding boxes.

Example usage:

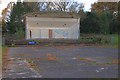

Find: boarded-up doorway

[49,29,52,39]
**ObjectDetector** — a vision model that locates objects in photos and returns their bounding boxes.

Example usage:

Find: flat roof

[25,11,79,19]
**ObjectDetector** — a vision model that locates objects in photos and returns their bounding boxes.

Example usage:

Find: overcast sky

[0,0,97,17]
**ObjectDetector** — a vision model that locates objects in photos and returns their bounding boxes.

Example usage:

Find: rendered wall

[40,29,49,39]
[53,29,68,39]
[52,23,79,39]
[26,17,80,40]
[26,27,79,39]
[26,29,49,39]
[31,29,40,39]
[68,23,80,39]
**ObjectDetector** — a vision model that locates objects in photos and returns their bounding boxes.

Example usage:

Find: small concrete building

[25,12,80,40]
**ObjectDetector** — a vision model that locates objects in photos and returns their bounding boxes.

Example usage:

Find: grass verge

[2,46,8,70]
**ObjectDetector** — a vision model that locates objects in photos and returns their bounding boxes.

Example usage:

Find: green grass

[114,34,119,47]
[0,45,8,66]
[2,45,7,54]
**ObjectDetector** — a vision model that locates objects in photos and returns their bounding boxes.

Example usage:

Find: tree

[91,2,119,34]
[91,2,118,15]
[6,1,40,34]
[2,2,14,34]
[98,11,112,34]
[68,2,84,12]
[39,2,84,13]
[118,1,120,34]
[80,12,100,34]
[2,2,14,21]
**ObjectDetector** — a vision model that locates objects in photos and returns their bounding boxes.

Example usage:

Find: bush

[78,34,112,45]
[14,28,25,40]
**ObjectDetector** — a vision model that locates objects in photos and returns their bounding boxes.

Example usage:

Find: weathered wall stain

[54,29,68,37]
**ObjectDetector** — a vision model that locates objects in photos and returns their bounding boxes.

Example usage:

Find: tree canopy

[80,2,119,34]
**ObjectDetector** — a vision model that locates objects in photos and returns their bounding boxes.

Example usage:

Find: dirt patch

[111,59,119,64]
[77,57,119,66]
[55,45,76,51]
[2,48,9,71]
[77,57,97,62]
[25,53,59,61]
[14,54,30,57]
[46,53,59,60]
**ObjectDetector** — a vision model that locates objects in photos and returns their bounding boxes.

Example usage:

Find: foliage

[2,19,7,34]
[112,34,119,47]
[78,34,111,44]
[6,1,40,34]
[5,28,25,41]
[118,1,120,32]
[80,12,100,34]
[91,2,118,14]
[80,2,119,34]
[98,11,111,34]
[14,28,25,39]
[78,34,118,47]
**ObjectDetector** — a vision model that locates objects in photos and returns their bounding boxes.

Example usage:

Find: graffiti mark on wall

[54,29,68,37]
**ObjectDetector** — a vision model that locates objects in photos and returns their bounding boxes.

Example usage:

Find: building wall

[31,29,40,39]
[26,29,49,39]
[40,29,49,38]
[26,17,80,40]
[68,23,80,39]
[52,23,79,39]
[26,27,79,39]
[53,29,68,39]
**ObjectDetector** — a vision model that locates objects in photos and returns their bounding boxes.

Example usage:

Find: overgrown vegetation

[80,2,119,34]
[78,34,119,48]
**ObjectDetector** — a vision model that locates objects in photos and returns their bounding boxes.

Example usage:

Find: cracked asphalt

[2,45,118,78]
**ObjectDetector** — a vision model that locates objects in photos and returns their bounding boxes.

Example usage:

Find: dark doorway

[30,30,32,39]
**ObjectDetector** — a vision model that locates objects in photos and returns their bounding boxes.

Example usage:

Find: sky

[0,0,98,17]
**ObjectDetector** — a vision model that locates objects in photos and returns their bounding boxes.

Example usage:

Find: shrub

[78,34,112,45]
